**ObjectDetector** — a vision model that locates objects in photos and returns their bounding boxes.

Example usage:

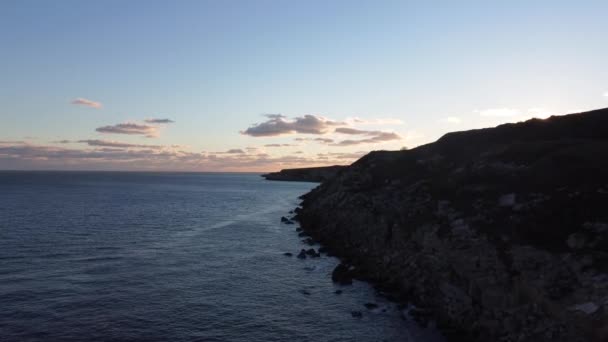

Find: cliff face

[262,165,346,182]
[298,108,608,341]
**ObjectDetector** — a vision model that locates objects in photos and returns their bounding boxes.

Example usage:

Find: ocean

[0,172,443,342]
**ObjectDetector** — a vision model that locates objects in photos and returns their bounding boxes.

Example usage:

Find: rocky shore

[293,108,608,341]
[262,165,346,182]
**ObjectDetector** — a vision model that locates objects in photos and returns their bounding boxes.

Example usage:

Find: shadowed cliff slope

[298,108,608,341]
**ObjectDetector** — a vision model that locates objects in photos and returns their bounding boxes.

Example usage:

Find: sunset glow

[1,1,607,171]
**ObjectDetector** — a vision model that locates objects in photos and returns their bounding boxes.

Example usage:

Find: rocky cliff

[262,165,347,182]
[297,108,608,341]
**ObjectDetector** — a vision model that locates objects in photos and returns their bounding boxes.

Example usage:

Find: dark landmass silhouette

[262,165,346,182]
[280,108,608,341]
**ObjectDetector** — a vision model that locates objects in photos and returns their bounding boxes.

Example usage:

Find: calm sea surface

[0,172,443,342]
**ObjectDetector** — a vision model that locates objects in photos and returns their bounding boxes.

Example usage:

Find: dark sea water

[0,172,443,342]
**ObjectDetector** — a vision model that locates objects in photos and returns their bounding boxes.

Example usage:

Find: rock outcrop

[297,108,608,341]
[262,165,347,182]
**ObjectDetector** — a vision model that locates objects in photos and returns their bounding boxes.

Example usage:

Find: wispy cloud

[0,142,365,172]
[317,151,367,160]
[264,143,296,147]
[438,117,462,124]
[224,149,246,154]
[71,98,102,109]
[603,92,608,97]
[331,132,401,146]
[294,137,335,144]
[334,127,370,135]
[144,118,174,124]
[332,127,402,146]
[241,114,344,137]
[77,139,163,149]
[345,117,404,125]
[0,140,26,145]
[96,123,159,138]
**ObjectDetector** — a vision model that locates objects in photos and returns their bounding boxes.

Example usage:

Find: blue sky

[1,0,607,171]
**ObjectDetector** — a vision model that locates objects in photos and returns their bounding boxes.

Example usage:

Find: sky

[1,0,607,172]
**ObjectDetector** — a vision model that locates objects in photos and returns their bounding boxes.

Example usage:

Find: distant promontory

[262,165,347,182]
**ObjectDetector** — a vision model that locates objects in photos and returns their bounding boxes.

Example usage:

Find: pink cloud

[71,98,102,109]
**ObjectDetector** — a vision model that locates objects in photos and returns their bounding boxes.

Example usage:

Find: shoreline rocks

[297,249,307,259]
[331,263,354,285]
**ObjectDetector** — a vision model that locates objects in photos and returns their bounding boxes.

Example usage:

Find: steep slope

[298,108,608,341]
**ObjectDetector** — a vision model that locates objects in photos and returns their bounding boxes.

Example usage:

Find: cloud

[264,143,296,147]
[224,149,246,154]
[604,92,608,97]
[438,117,462,124]
[294,137,334,144]
[331,128,401,146]
[0,142,366,172]
[144,118,174,124]
[317,151,367,160]
[331,132,401,146]
[77,139,163,149]
[71,98,102,109]
[345,117,404,125]
[241,114,344,137]
[264,114,287,119]
[96,123,159,137]
[334,127,373,135]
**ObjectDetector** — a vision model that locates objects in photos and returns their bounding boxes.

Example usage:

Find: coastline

[279,108,608,341]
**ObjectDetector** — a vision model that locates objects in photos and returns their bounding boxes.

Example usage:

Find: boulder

[302,238,315,246]
[331,263,353,285]
[305,248,320,257]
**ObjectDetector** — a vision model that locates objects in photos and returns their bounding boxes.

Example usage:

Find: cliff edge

[297,108,608,341]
